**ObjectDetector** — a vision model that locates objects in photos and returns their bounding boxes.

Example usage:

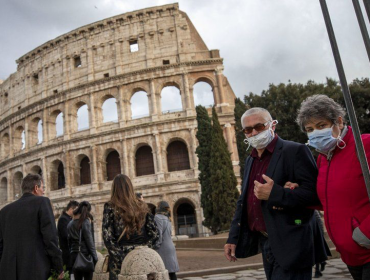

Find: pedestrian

[296,94,370,280]
[154,201,179,280]
[102,174,159,280]
[57,200,79,274]
[67,201,98,280]
[0,173,64,279]
[136,192,144,201]
[312,210,329,278]
[224,107,320,280]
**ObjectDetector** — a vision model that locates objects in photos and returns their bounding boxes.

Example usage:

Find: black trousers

[169,272,177,280]
[70,252,94,280]
[347,262,370,280]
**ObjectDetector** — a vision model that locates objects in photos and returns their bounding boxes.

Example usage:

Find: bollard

[119,246,169,280]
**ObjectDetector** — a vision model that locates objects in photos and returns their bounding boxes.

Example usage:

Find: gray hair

[21,173,43,194]
[296,94,346,132]
[241,107,272,127]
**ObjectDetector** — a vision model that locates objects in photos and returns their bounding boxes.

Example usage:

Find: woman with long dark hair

[68,201,98,280]
[102,174,159,280]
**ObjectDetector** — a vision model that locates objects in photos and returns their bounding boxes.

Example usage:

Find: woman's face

[304,116,344,138]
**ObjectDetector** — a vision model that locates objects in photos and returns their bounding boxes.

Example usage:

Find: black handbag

[73,230,95,273]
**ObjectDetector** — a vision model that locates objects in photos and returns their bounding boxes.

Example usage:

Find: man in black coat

[224,108,320,280]
[57,200,79,274]
[0,173,64,280]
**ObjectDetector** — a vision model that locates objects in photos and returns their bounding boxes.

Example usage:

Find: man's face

[34,181,45,196]
[242,114,272,137]
[66,207,76,217]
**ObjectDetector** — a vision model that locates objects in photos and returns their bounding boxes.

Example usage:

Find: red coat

[317,126,370,266]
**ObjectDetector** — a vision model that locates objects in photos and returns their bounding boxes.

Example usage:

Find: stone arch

[29,117,43,146]
[166,139,191,172]
[173,198,197,236]
[193,80,215,108]
[50,160,65,191]
[76,154,91,186]
[104,149,121,181]
[13,171,23,199]
[1,133,10,159]
[135,144,155,176]
[70,100,90,133]
[14,126,25,151]
[131,90,149,119]
[100,95,118,124]
[160,82,183,114]
[49,110,64,138]
[0,177,8,204]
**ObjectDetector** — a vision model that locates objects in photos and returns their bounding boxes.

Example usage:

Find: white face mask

[244,120,278,150]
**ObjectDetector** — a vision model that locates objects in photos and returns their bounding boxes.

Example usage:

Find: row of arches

[0,82,213,158]
[0,140,191,202]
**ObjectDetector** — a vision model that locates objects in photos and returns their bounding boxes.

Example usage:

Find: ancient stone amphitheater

[0,3,239,244]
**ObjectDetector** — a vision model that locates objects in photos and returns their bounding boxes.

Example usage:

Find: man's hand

[58,271,64,279]
[284,181,299,190]
[254,174,274,200]
[224,243,237,262]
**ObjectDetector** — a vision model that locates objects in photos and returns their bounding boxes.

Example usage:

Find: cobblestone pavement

[178,258,353,280]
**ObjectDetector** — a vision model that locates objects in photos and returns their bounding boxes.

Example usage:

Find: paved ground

[178,258,353,280]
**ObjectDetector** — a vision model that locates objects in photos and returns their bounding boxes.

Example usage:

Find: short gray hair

[241,107,272,127]
[21,173,43,194]
[296,94,346,132]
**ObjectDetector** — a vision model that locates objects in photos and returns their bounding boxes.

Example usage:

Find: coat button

[241,203,243,207]
[238,223,240,226]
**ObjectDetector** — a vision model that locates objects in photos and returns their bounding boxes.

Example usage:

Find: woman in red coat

[297,94,370,280]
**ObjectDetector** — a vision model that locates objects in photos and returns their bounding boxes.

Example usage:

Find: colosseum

[0,3,239,245]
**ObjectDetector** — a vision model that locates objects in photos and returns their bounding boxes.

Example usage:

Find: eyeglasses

[242,121,270,135]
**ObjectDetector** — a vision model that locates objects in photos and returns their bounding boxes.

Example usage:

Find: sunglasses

[242,121,270,134]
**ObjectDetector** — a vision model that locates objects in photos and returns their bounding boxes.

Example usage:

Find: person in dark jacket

[224,107,320,280]
[154,201,179,280]
[57,200,79,273]
[68,201,98,280]
[103,174,159,280]
[0,173,64,280]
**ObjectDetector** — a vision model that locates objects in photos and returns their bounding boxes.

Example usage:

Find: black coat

[68,219,98,264]
[227,137,320,270]
[0,193,63,280]
[57,212,72,268]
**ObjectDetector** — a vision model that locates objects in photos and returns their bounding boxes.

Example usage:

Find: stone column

[118,86,126,128]
[215,67,226,105]
[42,109,49,145]
[195,207,204,237]
[154,133,164,176]
[189,128,198,170]
[7,169,13,202]
[24,121,29,152]
[121,139,129,176]
[65,151,73,196]
[64,101,71,140]
[8,123,14,158]
[42,157,49,196]
[91,145,99,184]
[87,45,95,82]
[149,79,158,120]
[89,94,97,133]
[224,123,236,161]
[182,72,194,115]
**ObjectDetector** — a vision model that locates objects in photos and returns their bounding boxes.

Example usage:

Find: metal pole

[363,0,370,23]
[353,0,370,62]
[319,0,370,199]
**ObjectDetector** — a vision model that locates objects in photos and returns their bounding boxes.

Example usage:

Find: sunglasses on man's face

[242,121,270,135]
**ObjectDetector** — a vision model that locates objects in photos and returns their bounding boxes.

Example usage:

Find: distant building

[0,3,239,244]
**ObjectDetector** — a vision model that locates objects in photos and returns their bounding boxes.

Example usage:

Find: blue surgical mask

[306,126,345,153]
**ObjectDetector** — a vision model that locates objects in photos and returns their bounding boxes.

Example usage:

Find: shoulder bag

[73,229,95,273]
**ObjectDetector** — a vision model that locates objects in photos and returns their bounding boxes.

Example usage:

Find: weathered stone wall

[0,3,240,243]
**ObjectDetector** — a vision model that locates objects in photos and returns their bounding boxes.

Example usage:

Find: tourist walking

[296,94,370,280]
[102,174,159,280]
[68,201,98,280]
[224,107,320,280]
[0,173,64,279]
[57,200,79,274]
[154,201,179,280]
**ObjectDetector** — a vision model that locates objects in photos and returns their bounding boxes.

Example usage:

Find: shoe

[320,261,327,271]
[314,270,323,278]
